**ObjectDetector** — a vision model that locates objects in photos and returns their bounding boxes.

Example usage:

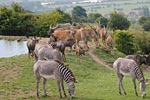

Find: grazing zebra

[34,60,77,98]
[113,58,147,98]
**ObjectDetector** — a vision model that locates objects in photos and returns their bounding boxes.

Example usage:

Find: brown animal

[73,27,99,50]
[48,23,72,36]
[75,46,85,57]
[52,29,74,41]
[94,24,108,45]
[106,34,114,49]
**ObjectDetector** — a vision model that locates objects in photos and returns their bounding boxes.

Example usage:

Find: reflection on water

[0,39,28,58]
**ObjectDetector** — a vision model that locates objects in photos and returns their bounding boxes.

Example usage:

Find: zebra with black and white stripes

[34,60,77,98]
[113,58,147,98]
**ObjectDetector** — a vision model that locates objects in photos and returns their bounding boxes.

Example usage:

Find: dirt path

[87,47,113,71]
[88,47,150,72]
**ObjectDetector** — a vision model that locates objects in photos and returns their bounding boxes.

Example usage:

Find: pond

[0,39,28,58]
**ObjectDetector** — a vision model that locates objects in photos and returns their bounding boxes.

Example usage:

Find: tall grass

[0,50,150,100]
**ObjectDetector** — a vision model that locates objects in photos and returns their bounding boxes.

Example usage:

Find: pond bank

[0,35,28,41]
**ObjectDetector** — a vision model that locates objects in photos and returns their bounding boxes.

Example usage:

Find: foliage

[0,4,34,36]
[97,17,108,27]
[139,16,150,31]
[71,6,87,22]
[114,30,136,55]
[0,4,71,37]
[34,9,71,37]
[134,32,150,54]
[108,12,130,30]
[88,13,102,23]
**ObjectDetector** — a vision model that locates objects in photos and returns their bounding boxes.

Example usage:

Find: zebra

[34,60,77,98]
[113,58,147,98]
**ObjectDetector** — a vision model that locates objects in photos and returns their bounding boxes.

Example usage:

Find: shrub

[114,30,136,55]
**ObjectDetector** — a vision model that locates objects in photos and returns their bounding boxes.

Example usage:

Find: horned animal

[27,37,39,58]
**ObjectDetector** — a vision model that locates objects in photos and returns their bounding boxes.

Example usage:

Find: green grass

[0,50,150,100]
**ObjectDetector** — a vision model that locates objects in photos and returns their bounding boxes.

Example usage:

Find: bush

[134,32,150,54]
[114,30,136,55]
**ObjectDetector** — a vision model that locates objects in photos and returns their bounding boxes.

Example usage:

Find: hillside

[1,45,150,100]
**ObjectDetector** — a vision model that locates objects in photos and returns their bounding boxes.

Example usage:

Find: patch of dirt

[0,66,22,83]
[87,46,113,71]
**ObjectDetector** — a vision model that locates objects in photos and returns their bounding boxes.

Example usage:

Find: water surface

[0,39,28,58]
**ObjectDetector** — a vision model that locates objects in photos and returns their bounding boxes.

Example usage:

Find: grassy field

[0,49,150,100]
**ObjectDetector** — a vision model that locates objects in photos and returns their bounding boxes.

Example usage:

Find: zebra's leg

[36,79,40,98]
[42,78,48,97]
[35,71,41,98]
[57,80,62,98]
[132,78,138,96]
[28,49,31,58]
[117,74,126,95]
[120,74,127,95]
[61,80,67,97]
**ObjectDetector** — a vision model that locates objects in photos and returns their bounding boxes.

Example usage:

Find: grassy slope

[0,50,150,100]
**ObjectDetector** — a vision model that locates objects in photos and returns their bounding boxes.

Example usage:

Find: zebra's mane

[54,60,75,77]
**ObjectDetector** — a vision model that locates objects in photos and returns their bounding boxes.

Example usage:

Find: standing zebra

[34,60,77,98]
[113,58,147,98]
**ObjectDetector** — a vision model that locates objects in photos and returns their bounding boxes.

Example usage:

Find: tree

[108,12,130,30]
[88,13,102,23]
[11,2,25,13]
[71,6,87,22]
[114,30,136,55]
[134,31,150,54]
[34,9,71,37]
[139,16,150,31]
[97,17,108,27]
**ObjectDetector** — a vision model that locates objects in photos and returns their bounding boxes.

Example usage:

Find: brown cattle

[52,29,74,41]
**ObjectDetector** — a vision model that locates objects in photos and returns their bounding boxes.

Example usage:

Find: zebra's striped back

[134,65,144,81]
[58,63,74,83]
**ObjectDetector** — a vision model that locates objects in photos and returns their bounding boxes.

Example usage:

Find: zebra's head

[67,77,78,98]
[140,79,148,98]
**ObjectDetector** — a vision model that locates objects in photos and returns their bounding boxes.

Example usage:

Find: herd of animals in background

[26,22,150,99]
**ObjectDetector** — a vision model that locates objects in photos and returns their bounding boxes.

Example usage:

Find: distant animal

[105,34,114,49]
[125,54,147,66]
[36,46,64,63]
[27,37,39,58]
[52,29,74,41]
[48,34,58,44]
[34,60,77,98]
[75,46,86,60]
[73,27,99,50]
[113,58,147,98]
[94,24,108,45]
[48,23,72,36]
[145,54,150,66]
[34,43,52,58]
[56,40,66,61]
[64,38,76,52]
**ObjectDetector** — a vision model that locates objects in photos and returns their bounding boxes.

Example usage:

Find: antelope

[26,37,39,58]
[34,60,77,98]
[113,58,147,98]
